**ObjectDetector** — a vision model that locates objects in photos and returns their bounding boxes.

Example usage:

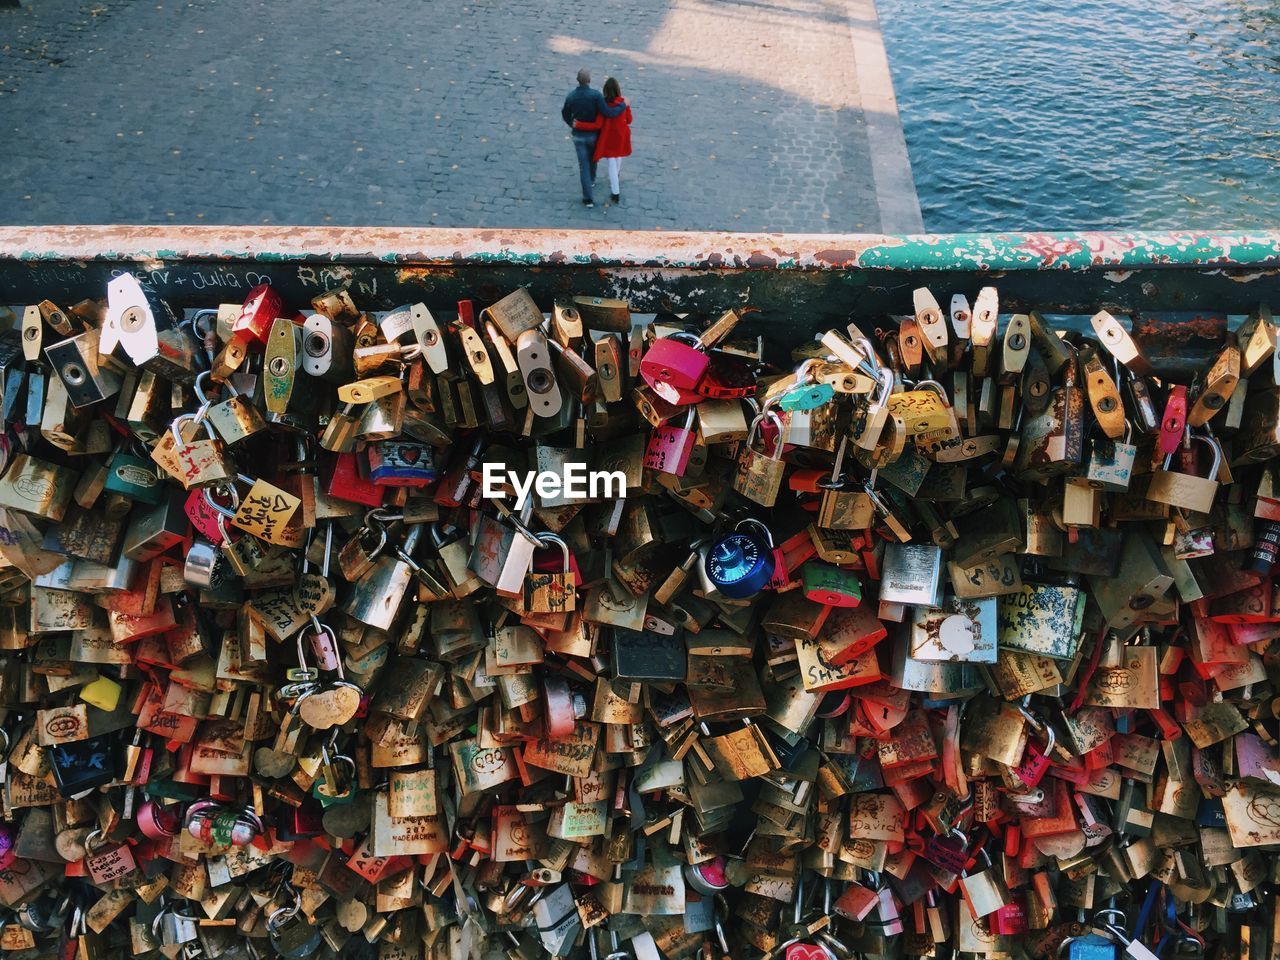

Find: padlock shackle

[533,532,572,572]
[818,436,850,489]
[735,518,774,548]
[745,408,785,460]
[1159,432,1222,480]
[670,330,706,352]
[192,369,218,406]
[871,367,894,407]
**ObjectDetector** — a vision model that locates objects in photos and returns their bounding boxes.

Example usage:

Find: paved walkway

[0,0,919,232]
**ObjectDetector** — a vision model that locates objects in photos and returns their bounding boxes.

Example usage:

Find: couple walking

[561,68,632,208]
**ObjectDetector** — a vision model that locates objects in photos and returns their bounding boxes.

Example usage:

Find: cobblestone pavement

[0,0,882,231]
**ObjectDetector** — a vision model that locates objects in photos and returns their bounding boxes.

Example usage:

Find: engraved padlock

[525,532,576,614]
[887,378,954,437]
[817,436,875,530]
[644,407,698,476]
[733,408,786,507]
[1145,433,1221,514]
[156,408,236,489]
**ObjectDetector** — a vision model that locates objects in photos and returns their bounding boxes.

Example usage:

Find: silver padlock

[45,328,122,408]
[340,521,421,630]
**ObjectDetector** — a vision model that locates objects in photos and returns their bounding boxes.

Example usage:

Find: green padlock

[801,560,863,608]
[103,447,164,504]
[312,750,357,809]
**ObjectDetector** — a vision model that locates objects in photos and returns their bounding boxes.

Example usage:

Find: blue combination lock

[705,519,775,599]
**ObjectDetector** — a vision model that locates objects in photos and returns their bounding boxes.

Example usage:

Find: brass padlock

[525,532,576,614]
[887,379,954,437]
[817,437,875,530]
[733,408,786,508]
[1146,433,1221,514]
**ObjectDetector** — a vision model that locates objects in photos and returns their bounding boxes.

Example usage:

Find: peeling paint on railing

[1,227,1278,381]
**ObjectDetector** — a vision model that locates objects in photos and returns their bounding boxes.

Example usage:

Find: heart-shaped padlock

[297,683,363,730]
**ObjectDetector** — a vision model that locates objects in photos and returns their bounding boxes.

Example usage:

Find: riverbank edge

[847,0,924,233]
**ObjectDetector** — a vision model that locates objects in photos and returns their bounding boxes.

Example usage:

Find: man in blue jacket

[562,69,626,207]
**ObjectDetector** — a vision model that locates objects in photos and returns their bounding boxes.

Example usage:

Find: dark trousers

[572,131,598,201]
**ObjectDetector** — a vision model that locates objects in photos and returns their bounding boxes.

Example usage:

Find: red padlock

[1011,710,1055,789]
[233,283,286,346]
[989,895,1028,935]
[531,542,583,585]
[1158,384,1188,456]
[697,350,759,400]
[639,333,709,402]
[321,452,383,508]
[643,409,697,476]
[819,605,887,666]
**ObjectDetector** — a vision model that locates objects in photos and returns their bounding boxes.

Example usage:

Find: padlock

[853,365,893,451]
[525,532,576,614]
[801,561,862,607]
[0,453,78,521]
[880,542,944,607]
[45,328,122,408]
[908,595,996,662]
[887,378,953,436]
[1188,334,1241,428]
[817,438,876,530]
[1146,433,1222,514]
[358,390,405,439]
[956,840,1006,919]
[319,400,363,452]
[153,909,198,959]
[705,520,775,600]
[202,379,268,447]
[644,407,698,476]
[469,503,540,597]
[1014,348,1084,480]
[733,408,786,507]
[184,532,230,591]
[1084,424,1137,491]
[268,902,322,959]
[301,312,355,383]
[640,332,710,403]
[155,410,236,489]
[103,445,164,505]
[367,439,437,486]
[1009,707,1056,789]
[772,359,836,412]
[1080,344,1125,439]
[83,829,138,885]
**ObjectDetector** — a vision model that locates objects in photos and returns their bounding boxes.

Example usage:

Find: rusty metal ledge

[3,229,1280,370]
[2,226,1279,273]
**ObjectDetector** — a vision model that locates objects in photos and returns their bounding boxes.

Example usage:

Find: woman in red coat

[574,78,632,204]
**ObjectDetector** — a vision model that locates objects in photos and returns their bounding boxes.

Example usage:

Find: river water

[876,0,1280,232]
